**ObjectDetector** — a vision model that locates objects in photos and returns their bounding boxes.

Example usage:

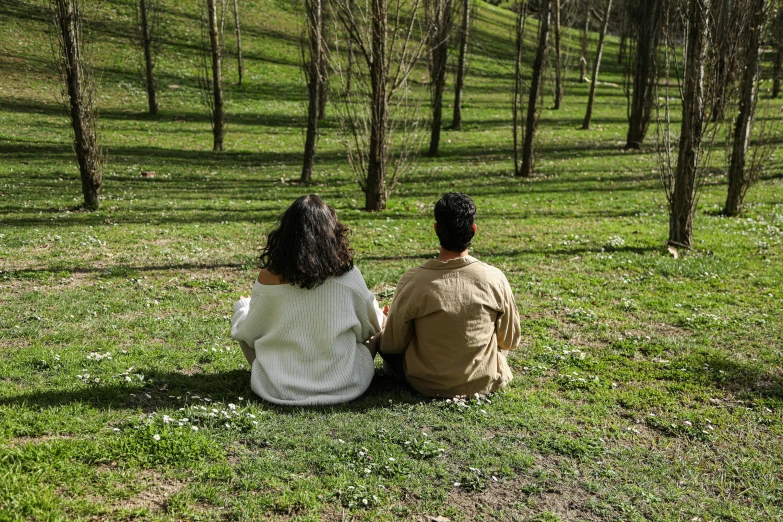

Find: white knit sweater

[230,267,384,406]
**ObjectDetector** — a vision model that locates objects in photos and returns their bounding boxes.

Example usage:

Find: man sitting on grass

[378,192,521,397]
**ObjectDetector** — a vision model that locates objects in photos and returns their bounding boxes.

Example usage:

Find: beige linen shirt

[380,255,521,397]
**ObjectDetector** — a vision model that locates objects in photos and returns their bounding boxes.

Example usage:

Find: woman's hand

[363,334,380,358]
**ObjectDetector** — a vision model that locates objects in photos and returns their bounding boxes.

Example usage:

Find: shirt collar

[421,255,479,270]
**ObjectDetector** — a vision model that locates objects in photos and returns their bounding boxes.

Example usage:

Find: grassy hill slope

[1,1,782,520]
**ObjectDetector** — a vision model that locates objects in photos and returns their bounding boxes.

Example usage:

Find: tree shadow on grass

[2,262,250,280]
[0,139,345,173]
[1,244,660,281]
[0,368,421,415]
[0,98,311,126]
[358,245,660,264]
[0,200,653,228]
[696,352,783,401]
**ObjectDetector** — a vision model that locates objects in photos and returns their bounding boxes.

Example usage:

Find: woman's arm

[347,267,385,343]
[230,295,252,341]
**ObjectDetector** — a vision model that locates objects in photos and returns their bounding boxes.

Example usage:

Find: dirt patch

[525,484,603,521]
[623,323,692,340]
[0,338,33,351]
[444,470,607,521]
[5,434,76,448]
[115,474,186,513]
[0,270,93,291]
[89,469,188,515]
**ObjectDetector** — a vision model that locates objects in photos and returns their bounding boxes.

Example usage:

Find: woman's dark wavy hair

[434,192,476,252]
[259,195,353,289]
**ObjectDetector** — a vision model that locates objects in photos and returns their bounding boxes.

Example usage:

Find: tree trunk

[617,13,626,64]
[427,0,453,157]
[518,0,551,177]
[772,8,783,98]
[317,3,329,120]
[625,0,662,149]
[346,37,355,95]
[54,0,103,210]
[451,0,470,130]
[580,0,589,82]
[139,0,158,115]
[582,0,612,130]
[207,0,224,151]
[366,0,388,211]
[669,0,708,249]
[512,1,529,177]
[711,0,732,122]
[724,0,765,217]
[553,0,563,109]
[301,0,324,183]
[233,0,243,85]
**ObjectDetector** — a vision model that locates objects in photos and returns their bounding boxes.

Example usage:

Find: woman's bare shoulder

[257,268,285,285]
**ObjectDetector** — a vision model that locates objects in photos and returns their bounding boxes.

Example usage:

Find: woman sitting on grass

[230,195,384,405]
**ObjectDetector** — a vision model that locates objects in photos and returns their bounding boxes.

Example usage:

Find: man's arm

[378,277,415,355]
[496,276,521,351]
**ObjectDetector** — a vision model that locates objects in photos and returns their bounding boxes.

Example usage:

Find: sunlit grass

[1,0,782,520]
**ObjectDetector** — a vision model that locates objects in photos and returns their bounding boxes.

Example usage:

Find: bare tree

[451,0,471,130]
[724,0,766,215]
[580,0,590,82]
[552,0,563,108]
[711,0,735,122]
[617,2,627,64]
[138,0,159,115]
[771,5,783,98]
[200,0,225,151]
[332,0,429,211]
[665,0,708,248]
[232,0,244,85]
[512,1,530,177]
[50,0,103,210]
[624,0,663,149]
[317,3,330,120]
[657,0,720,250]
[426,0,455,156]
[518,0,551,177]
[582,0,612,129]
[345,40,355,95]
[301,0,327,183]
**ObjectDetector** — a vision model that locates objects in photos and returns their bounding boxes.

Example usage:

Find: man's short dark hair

[434,192,476,252]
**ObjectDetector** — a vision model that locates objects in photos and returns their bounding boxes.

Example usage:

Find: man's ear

[434,223,438,233]
[472,223,477,233]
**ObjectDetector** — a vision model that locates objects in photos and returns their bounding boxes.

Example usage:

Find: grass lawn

[1,0,782,520]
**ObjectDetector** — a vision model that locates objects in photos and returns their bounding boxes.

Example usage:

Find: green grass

[1,0,782,520]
